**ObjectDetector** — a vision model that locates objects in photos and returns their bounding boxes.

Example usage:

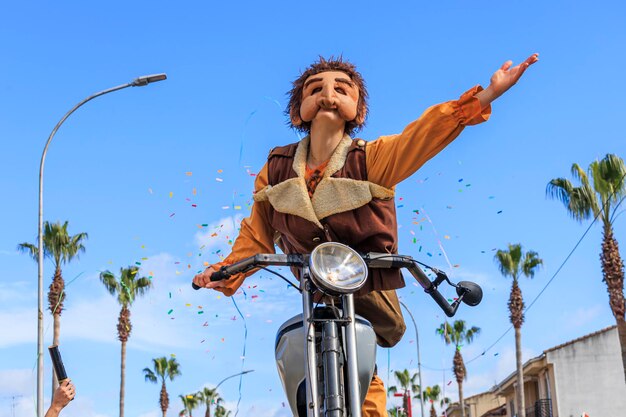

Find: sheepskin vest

[255,135,405,296]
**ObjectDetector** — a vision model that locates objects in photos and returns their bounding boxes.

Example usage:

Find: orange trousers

[362,375,388,417]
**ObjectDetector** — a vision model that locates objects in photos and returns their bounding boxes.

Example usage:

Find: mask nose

[318,89,337,109]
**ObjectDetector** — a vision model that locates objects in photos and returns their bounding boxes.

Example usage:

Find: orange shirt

[212,86,491,295]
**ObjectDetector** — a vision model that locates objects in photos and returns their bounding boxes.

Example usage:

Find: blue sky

[1,1,625,416]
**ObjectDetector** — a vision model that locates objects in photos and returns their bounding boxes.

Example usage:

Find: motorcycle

[193,242,482,416]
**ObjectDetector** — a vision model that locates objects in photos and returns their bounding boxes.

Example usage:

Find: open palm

[490,53,539,96]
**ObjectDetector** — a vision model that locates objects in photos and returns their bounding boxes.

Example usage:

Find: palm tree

[436,320,480,417]
[547,153,626,382]
[197,387,222,417]
[100,266,152,417]
[179,393,200,417]
[494,243,543,417]
[213,405,231,417]
[422,385,446,417]
[17,220,87,394]
[143,356,182,417]
[387,407,405,417]
[388,369,420,416]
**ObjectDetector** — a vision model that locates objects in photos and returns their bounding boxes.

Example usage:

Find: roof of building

[543,325,616,353]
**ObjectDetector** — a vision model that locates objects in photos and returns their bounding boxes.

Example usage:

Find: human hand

[53,379,75,407]
[192,266,228,290]
[477,53,539,107]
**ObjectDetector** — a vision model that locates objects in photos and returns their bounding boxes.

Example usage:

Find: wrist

[476,85,499,108]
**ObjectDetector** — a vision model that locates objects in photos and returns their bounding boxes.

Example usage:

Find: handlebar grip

[191,267,232,290]
[210,269,231,282]
[427,287,456,317]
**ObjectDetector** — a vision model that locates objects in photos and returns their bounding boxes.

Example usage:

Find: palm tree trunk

[120,340,126,417]
[453,349,467,417]
[458,381,465,417]
[160,382,169,417]
[49,266,64,396]
[601,225,626,383]
[205,404,211,417]
[515,327,525,417]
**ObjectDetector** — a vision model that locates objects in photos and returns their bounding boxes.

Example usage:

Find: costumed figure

[193,54,538,416]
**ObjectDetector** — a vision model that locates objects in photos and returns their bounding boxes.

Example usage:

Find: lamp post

[400,301,425,417]
[36,73,167,417]
[214,369,255,391]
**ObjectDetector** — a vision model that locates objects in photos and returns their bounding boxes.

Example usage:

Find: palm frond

[143,368,158,383]
[570,163,589,185]
[522,251,543,278]
[546,178,573,206]
[99,270,120,296]
[436,322,453,345]
[464,326,481,344]
[17,243,39,262]
[168,357,182,380]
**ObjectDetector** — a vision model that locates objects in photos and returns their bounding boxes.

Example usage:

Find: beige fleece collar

[254,136,394,229]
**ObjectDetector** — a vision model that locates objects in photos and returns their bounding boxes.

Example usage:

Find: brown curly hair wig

[287,56,368,136]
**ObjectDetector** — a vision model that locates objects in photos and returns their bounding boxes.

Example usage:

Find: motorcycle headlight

[309,242,368,294]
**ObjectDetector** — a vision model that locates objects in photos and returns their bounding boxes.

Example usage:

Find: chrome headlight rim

[309,242,368,295]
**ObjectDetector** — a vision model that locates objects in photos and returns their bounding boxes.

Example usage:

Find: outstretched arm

[475,53,539,108]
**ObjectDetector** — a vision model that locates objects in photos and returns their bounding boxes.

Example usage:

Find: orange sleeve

[366,86,491,188]
[210,163,276,296]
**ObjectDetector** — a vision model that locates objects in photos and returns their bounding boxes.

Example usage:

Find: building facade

[446,326,626,417]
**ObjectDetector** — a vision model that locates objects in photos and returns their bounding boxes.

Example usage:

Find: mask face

[298,71,360,129]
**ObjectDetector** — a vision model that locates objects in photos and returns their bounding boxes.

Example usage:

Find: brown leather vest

[266,139,405,296]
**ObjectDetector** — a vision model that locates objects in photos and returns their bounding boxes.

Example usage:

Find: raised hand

[476,53,539,107]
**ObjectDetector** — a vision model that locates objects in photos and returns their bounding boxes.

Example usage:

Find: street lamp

[400,301,425,417]
[36,73,167,417]
[214,369,255,391]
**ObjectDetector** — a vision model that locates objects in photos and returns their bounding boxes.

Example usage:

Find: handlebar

[192,252,482,317]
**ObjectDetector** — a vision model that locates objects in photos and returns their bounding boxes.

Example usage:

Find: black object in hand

[48,345,68,382]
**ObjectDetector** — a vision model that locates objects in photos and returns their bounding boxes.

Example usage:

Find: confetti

[198,311,204,314]
[167,309,173,314]
[497,210,503,214]
[169,192,173,198]
[148,188,153,194]
[169,213,176,218]
[192,188,197,195]
[447,381,452,386]
[185,172,192,176]
[192,204,197,208]
[216,178,223,182]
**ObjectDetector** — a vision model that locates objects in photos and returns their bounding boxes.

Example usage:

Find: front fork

[302,267,362,417]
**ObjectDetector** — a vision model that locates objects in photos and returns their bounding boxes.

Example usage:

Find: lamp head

[132,73,167,87]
